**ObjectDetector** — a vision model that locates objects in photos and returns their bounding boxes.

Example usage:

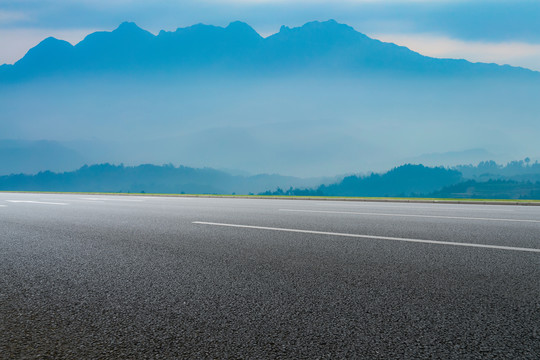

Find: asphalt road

[1,193,539,359]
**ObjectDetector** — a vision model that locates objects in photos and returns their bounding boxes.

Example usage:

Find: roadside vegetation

[1,160,539,200]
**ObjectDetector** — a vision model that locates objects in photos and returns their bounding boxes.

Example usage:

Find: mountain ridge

[1,20,538,81]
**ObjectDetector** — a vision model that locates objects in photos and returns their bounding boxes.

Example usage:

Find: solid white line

[279,208,540,224]
[314,202,516,212]
[6,200,68,205]
[79,197,143,202]
[193,221,540,253]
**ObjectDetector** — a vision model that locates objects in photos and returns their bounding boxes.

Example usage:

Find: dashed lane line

[313,202,517,212]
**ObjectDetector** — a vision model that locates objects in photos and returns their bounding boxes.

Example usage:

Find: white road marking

[279,208,540,224]
[79,197,143,202]
[193,221,540,253]
[6,200,68,205]
[0,205,6,207]
[314,202,516,212]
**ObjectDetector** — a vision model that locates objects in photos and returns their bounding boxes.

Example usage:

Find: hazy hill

[261,161,540,199]
[261,164,463,197]
[432,180,540,200]
[2,161,539,199]
[0,163,327,195]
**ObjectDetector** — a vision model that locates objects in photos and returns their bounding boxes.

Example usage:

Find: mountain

[432,180,540,200]
[0,163,328,195]
[0,20,539,177]
[3,161,539,199]
[1,20,537,81]
[260,162,540,199]
[261,164,463,197]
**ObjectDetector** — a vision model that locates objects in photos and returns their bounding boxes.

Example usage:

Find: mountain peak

[36,36,73,49]
[14,36,73,68]
[279,20,354,33]
[111,21,155,40]
[227,21,251,30]
[302,20,358,34]
[156,21,262,43]
[114,21,145,33]
[227,21,255,31]
[226,21,262,39]
[270,19,365,45]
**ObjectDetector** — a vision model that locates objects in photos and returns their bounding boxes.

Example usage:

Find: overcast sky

[1,0,539,70]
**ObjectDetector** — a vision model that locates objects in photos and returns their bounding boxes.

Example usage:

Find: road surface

[1,193,539,359]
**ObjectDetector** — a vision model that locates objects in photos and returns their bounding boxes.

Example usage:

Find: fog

[1,73,539,177]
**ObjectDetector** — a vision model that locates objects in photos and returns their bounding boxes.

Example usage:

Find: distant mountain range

[261,162,540,199]
[1,20,537,81]
[2,161,539,199]
[262,164,463,197]
[0,163,330,195]
[1,20,539,177]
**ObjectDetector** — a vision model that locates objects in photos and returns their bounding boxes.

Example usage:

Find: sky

[1,0,540,71]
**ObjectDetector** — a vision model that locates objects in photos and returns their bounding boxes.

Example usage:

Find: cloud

[2,0,540,44]
[371,32,540,71]
[0,10,29,24]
